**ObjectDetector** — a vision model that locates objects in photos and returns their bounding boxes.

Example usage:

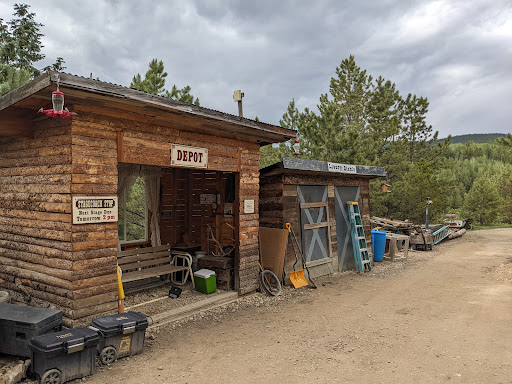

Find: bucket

[192,251,206,272]
[371,230,386,262]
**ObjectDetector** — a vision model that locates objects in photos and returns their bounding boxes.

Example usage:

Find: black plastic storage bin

[29,326,100,384]
[0,302,62,357]
[90,311,149,365]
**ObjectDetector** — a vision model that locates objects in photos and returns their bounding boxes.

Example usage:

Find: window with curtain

[118,177,147,243]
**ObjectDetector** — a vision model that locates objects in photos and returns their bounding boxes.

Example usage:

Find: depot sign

[171,144,208,169]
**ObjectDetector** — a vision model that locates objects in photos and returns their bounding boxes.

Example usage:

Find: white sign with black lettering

[244,200,255,214]
[171,144,208,168]
[72,196,118,224]
[327,162,357,174]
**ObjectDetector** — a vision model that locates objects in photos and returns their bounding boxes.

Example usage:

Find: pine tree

[363,76,403,163]
[498,169,512,223]
[0,65,30,95]
[131,59,167,95]
[0,3,66,95]
[130,59,200,105]
[277,98,303,158]
[463,176,502,225]
[299,55,373,164]
[166,84,199,106]
[259,99,306,168]
[0,3,44,77]
[496,133,512,148]
[329,55,372,133]
[402,94,437,161]
[42,56,66,72]
[388,159,448,223]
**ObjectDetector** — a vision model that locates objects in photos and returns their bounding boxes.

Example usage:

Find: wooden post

[233,90,244,117]
[238,100,243,118]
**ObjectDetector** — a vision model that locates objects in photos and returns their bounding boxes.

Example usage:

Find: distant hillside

[435,133,507,144]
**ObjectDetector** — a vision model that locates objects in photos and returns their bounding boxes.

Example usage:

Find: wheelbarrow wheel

[100,346,118,365]
[259,270,281,296]
[41,369,62,384]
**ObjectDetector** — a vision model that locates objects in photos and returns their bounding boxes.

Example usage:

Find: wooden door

[334,186,360,271]
[297,185,334,278]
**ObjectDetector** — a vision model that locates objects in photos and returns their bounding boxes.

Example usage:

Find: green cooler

[194,269,216,294]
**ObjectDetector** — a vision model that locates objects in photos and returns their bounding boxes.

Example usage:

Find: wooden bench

[117,245,195,288]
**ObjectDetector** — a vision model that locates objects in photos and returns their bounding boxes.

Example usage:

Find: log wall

[81,110,262,294]
[0,109,263,325]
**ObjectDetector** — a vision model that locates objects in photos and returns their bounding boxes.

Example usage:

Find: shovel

[286,223,308,288]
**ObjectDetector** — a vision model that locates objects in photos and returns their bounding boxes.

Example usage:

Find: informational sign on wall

[200,194,216,205]
[224,203,233,217]
[244,200,255,214]
[171,144,208,168]
[72,196,118,224]
[327,162,357,174]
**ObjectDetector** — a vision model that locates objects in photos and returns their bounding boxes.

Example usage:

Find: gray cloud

[2,0,511,137]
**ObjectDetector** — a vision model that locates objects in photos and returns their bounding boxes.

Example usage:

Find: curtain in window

[117,164,139,194]
[141,167,162,247]
[118,164,161,247]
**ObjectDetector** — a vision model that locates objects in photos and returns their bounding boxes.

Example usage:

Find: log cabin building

[259,158,385,279]
[0,72,295,327]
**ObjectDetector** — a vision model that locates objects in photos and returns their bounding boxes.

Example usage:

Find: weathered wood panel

[260,171,375,277]
[0,117,76,318]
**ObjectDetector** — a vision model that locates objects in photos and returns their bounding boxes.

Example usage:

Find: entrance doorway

[297,185,334,278]
[334,186,360,271]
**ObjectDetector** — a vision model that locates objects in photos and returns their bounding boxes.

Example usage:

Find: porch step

[149,291,241,329]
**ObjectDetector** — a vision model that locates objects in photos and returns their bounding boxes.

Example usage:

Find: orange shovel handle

[285,223,291,232]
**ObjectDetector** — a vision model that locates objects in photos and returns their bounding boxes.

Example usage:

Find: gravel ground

[145,248,431,337]
[83,228,511,384]
[15,229,512,383]
[123,282,231,317]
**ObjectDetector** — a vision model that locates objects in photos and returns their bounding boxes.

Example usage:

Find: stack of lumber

[370,216,415,233]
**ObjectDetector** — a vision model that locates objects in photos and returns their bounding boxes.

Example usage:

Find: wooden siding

[0,107,264,325]
[69,117,119,327]
[259,172,373,278]
[0,118,82,327]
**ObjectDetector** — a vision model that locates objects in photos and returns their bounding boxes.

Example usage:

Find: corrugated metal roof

[260,157,386,177]
[59,71,274,127]
[0,71,296,144]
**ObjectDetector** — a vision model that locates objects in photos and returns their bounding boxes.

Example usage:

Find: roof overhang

[0,72,296,144]
[260,157,386,178]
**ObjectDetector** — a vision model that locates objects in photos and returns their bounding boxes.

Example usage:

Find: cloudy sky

[1,0,511,138]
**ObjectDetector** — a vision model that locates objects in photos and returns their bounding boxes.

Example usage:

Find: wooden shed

[259,158,385,279]
[0,72,295,327]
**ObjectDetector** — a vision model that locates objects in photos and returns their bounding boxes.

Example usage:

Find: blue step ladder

[347,201,372,273]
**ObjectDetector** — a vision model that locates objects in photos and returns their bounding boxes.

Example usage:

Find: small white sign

[72,196,118,224]
[244,200,255,214]
[224,203,233,217]
[171,144,208,168]
[327,162,357,174]
[200,194,216,205]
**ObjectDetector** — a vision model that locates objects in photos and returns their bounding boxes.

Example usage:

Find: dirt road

[87,229,512,384]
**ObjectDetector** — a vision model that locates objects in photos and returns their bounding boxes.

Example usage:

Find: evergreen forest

[260,56,512,226]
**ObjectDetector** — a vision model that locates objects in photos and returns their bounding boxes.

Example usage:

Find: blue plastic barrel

[371,230,386,262]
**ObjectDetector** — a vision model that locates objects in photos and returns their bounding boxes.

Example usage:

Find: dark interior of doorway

[160,167,236,258]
